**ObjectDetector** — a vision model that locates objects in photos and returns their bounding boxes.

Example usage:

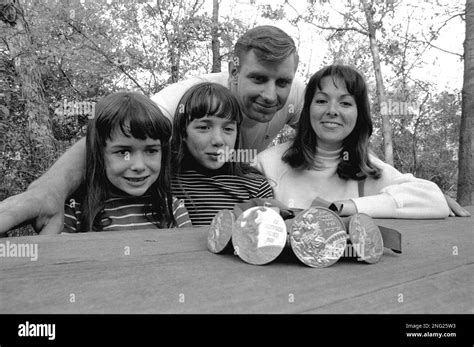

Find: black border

[1,314,472,346]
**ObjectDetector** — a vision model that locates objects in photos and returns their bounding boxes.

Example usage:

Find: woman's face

[309,76,358,151]
[185,115,237,170]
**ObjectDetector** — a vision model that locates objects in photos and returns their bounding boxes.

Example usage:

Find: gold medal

[290,207,347,268]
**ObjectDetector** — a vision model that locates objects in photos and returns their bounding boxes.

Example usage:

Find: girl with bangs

[257,65,450,219]
[63,92,191,232]
[171,82,273,226]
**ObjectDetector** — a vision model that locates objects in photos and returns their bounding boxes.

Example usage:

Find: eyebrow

[108,143,161,149]
[194,118,236,125]
[315,91,354,98]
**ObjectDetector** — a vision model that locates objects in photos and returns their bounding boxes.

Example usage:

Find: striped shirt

[172,171,273,226]
[63,195,191,232]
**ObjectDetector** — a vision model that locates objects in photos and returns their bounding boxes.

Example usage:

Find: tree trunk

[211,0,221,73]
[457,0,474,205]
[361,0,394,166]
[3,1,55,160]
[170,51,180,83]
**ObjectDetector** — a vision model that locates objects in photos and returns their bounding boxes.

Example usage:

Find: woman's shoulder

[258,141,292,163]
[367,152,408,182]
[368,152,398,172]
[256,142,292,181]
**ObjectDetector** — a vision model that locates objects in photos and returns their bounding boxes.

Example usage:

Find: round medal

[207,210,235,254]
[348,213,384,264]
[290,207,347,268]
[232,206,287,265]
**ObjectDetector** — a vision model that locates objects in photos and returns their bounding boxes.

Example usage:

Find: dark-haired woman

[257,65,449,219]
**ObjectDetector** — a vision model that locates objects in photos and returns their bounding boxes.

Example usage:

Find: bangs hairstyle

[80,91,176,231]
[282,64,381,180]
[171,82,261,177]
[233,25,299,66]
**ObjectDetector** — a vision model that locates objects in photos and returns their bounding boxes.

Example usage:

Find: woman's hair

[171,82,260,177]
[283,64,381,180]
[80,91,175,231]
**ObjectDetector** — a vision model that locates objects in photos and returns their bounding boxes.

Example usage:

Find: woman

[257,64,450,219]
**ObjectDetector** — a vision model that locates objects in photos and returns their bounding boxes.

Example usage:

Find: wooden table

[1,207,473,314]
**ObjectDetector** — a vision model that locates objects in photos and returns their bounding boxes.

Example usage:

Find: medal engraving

[207,210,235,254]
[348,213,384,264]
[232,206,287,265]
[290,207,347,268]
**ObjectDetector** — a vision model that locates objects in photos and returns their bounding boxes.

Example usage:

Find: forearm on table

[28,138,86,199]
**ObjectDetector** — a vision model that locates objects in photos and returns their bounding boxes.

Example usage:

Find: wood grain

[1,207,472,313]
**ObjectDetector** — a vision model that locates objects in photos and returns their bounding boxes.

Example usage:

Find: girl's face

[310,76,358,151]
[185,115,237,170]
[104,129,162,196]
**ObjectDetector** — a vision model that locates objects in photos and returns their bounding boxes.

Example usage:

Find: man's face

[230,50,297,123]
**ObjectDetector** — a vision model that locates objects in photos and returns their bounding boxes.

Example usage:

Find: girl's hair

[282,64,381,180]
[80,91,176,231]
[171,82,260,177]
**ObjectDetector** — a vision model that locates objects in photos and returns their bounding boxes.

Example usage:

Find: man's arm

[0,138,87,236]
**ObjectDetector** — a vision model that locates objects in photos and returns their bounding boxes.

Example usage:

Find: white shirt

[257,142,450,219]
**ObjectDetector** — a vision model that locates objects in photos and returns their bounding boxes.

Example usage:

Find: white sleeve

[352,157,450,219]
[150,76,209,121]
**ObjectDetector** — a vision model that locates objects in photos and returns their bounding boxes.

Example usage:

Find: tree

[2,0,56,166]
[150,0,207,84]
[211,0,221,72]
[457,0,473,205]
[360,0,394,165]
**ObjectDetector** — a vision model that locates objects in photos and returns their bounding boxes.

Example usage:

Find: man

[0,26,307,235]
[152,25,304,152]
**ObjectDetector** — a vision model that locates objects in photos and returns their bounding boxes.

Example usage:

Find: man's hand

[444,194,471,217]
[0,186,65,236]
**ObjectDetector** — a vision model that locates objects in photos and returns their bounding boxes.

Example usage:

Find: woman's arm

[350,157,450,219]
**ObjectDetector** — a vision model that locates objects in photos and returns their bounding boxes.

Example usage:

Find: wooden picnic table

[1,207,473,314]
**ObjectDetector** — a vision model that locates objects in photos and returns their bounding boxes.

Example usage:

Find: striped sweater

[172,170,273,226]
[63,192,191,232]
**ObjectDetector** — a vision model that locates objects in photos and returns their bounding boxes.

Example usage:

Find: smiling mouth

[321,121,343,127]
[124,176,149,183]
[254,103,278,112]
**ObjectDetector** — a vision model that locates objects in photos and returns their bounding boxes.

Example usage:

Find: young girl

[171,82,273,226]
[63,92,191,232]
[257,65,450,219]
